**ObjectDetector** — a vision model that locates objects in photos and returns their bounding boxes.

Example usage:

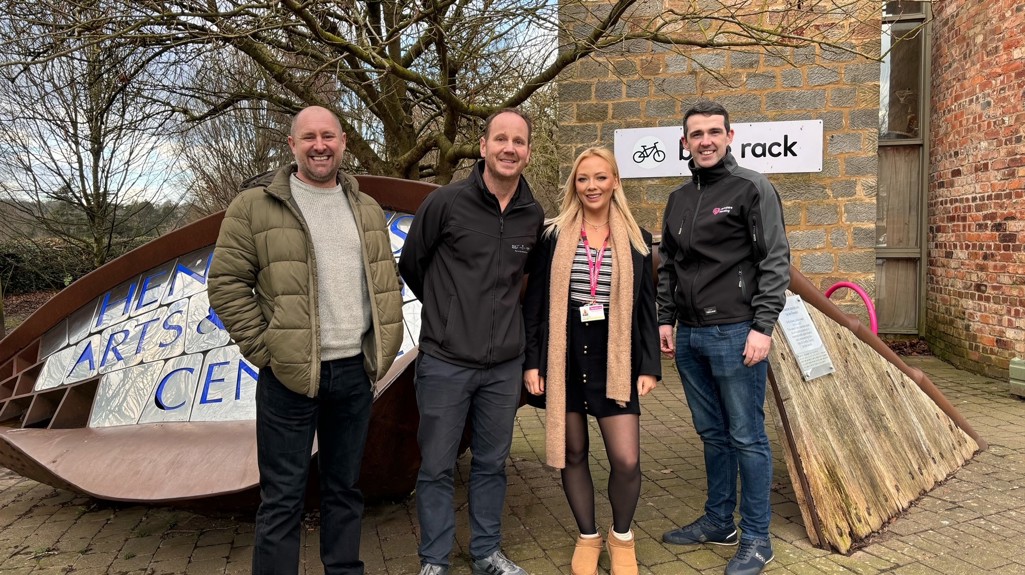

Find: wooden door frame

[877,3,931,335]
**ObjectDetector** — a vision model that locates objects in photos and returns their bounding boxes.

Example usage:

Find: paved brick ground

[1,355,1023,575]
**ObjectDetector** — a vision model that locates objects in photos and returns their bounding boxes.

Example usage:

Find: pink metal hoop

[824,281,878,334]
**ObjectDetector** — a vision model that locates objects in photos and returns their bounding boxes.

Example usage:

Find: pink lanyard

[580,227,608,302]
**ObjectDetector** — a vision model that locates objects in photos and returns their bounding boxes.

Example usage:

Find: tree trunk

[0,277,5,338]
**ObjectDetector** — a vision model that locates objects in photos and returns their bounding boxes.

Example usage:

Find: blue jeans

[414,353,522,566]
[252,356,372,575]
[674,321,772,541]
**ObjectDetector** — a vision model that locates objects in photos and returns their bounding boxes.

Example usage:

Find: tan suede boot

[571,534,603,575]
[606,529,638,575]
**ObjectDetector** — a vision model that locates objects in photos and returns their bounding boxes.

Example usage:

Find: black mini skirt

[565,303,640,418]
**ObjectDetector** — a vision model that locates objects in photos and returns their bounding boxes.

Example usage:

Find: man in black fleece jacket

[399,108,544,575]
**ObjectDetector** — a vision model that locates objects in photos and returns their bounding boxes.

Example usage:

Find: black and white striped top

[569,238,613,305]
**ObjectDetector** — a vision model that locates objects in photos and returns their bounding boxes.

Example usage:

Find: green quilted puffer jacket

[208,164,403,396]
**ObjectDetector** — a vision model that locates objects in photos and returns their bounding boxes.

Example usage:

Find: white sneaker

[470,550,527,575]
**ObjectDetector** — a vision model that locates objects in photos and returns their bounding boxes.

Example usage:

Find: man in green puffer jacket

[208,106,403,575]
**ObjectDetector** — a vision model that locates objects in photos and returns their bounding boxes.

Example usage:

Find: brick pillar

[928,1,1025,378]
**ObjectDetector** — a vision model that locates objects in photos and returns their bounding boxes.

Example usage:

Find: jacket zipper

[680,173,702,234]
[752,217,763,260]
[349,191,381,387]
[689,184,706,325]
[486,214,505,368]
[677,195,685,235]
[279,193,321,399]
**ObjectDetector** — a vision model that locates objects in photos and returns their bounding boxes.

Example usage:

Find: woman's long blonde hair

[545,147,649,255]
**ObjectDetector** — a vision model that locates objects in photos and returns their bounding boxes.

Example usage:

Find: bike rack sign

[614,120,823,179]
[614,127,684,179]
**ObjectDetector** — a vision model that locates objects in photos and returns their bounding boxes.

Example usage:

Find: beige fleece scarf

[544,208,634,469]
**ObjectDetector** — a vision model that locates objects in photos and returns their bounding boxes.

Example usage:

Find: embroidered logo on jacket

[712,206,733,215]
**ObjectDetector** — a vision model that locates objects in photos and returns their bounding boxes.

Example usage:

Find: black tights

[561,411,641,535]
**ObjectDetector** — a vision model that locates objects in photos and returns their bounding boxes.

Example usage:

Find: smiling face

[683,113,734,170]
[288,107,346,188]
[479,111,531,186]
[574,154,618,220]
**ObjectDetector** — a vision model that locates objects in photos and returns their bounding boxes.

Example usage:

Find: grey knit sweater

[290,175,371,361]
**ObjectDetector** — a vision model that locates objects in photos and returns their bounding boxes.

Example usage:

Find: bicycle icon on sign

[632,141,666,164]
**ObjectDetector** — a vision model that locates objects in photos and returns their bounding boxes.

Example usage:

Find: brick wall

[928,1,1025,378]
[556,2,881,317]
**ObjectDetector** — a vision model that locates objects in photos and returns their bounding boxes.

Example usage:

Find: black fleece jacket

[399,160,545,368]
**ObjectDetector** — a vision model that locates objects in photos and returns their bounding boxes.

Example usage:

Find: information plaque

[776,295,835,381]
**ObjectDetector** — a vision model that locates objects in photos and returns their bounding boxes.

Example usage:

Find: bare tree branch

[0,0,882,188]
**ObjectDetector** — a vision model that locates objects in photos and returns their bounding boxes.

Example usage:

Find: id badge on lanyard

[579,303,605,322]
[579,227,607,323]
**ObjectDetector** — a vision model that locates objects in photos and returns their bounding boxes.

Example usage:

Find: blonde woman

[523,147,661,575]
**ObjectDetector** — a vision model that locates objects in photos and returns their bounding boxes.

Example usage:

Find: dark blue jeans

[252,356,372,575]
[674,321,772,541]
[414,353,522,566]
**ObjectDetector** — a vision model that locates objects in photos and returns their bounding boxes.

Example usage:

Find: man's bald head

[288,106,347,188]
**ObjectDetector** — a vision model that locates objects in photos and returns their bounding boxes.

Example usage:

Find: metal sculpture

[0,175,435,504]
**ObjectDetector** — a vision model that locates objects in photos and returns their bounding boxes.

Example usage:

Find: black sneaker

[725,538,774,575]
[662,516,739,546]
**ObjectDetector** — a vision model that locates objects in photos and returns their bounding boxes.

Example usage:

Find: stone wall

[555,2,882,314]
[928,1,1025,378]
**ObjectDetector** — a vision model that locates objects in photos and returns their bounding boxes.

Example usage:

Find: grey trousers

[414,352,523,566]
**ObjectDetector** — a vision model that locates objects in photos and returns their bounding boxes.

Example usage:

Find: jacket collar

[688,149,737,188]
[471,159,535,210]
[262,163,358,203]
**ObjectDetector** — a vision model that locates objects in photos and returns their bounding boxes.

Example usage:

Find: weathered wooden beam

[768,267,982,553]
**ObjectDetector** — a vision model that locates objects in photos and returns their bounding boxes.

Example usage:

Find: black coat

[523,228,661,394]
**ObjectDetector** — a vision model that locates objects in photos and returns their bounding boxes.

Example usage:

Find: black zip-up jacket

[656,151,790,335]
[399,160,544,368]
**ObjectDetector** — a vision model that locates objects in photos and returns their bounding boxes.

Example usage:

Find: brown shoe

[571,534,603,575]
[606,530,638,575]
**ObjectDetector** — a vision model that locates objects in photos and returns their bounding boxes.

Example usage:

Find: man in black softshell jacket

[399,108,544,575]
[657,100,790,575]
